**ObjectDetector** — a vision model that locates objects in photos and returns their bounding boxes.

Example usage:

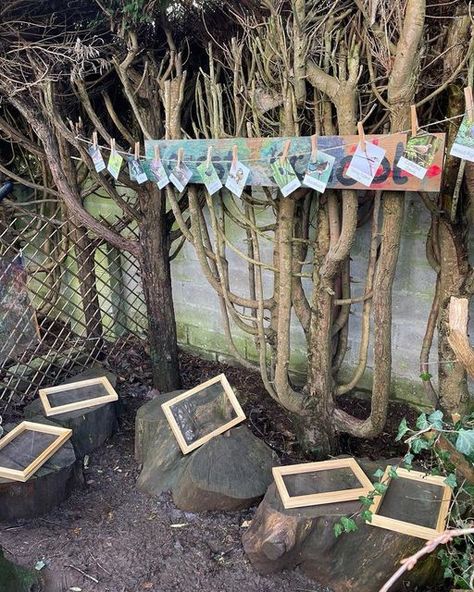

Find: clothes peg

[232,145,238,166]
[177,147,184,167]
[280,139,291,164]
[410,105,419,137]
[357,121,366,145]
[206,145,213,168]
[310,134,317,160]
[110,138,116,155]
[134,141,140,160]
[92,131,98,150]
[464,86,474,121]
[154,144,160,161]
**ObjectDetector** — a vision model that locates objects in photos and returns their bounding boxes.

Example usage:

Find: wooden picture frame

[367,466,452,540]
[272,458,374,509]
[161,373,246,454]
[0,421,72,482]
[39,376,118,416]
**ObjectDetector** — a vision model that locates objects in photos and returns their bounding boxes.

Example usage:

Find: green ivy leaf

[372,469,384,479]
[334,522,343,538]
[388,467,399,479]
[455,429,474,457]
[428,410,444,430]
[373,482,388,495]
[443,567,453,579]
[411,438,430,454]
[416,413,429,430]
[361,510,373,523]
[403,452,414,467]
[396,418,409,441]
[419,371,432,382]
[359,495,373,508]
[444,473,457,489]
[340,516,358,533]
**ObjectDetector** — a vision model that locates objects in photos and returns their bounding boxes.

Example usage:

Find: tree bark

[138,185,181,391]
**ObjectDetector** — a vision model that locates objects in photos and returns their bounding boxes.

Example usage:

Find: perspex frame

[272,458,374,509]
[39,376,118,417]
[0,421,72,482]
[367,467,452,540]
[161,373,246,454]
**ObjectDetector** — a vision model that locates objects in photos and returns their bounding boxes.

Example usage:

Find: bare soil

[0,348,422,592]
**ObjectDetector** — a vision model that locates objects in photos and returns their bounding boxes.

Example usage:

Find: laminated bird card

[346,141,386,187]
[303,151,335,193]
[170,162,193,193]
[128,158,148,184]
[225,160,250,198]
[88,145,106,173]
[197,162,222,195]
[142,159,170,189]
[107,151,123,180]
[450,115,474,163]
[271,159,301,197]
[398,133,441,179]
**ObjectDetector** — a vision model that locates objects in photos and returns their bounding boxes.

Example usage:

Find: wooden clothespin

[464,86,474,121]
[310,134,317,161]
[154,144,160,162]
[410,105,419,138]
[110,138,116,155]
[280,139,291,165]
[206,145,213,169]
[232,144,238,166]
[92,131,98,150]
[134,141,140,161]
[177,147,184,167]
[357,121,366,146]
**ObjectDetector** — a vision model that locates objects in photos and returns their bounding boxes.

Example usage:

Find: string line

[75,112,466,164]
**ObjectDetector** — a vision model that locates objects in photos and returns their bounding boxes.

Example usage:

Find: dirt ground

[0,349,422,592]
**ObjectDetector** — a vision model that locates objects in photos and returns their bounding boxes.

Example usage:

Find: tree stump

[242,459,441,592]
[24,368,118,458]
[0,417,83,522]
[0,548,41,592]
[135,393,277,511]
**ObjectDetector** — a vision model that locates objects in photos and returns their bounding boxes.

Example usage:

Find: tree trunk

[138,185,181,391]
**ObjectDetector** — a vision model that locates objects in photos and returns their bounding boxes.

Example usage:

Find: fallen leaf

[142,583,153,589]
[170,523,189,528]
[34,560,47,571]
[241,520,252,528]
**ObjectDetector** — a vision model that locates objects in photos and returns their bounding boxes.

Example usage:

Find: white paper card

[88,145,106,173]
[450,115,474,163]
[346,141,386,187]
[170,162,193,193]
[128,159,148,184]
[303,151,335,193]
[225,160,250,197]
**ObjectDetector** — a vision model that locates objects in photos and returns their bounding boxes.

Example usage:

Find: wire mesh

[0,204,148,416]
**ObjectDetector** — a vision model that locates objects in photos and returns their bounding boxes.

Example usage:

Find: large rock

[24,368,118,458]
[242,458,441,592]
[0,417,83,522]
[135,393,277,511]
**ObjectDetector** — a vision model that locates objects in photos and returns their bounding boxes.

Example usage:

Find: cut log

[0,548,41,592]
[243,458,441,592]
[24,368,118,458]
[0,417,83,522]
[136,393,277,511]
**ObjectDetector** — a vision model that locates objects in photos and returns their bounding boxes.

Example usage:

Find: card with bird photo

[197,161,223,195]
[346,141,386,187]
[450,114,474,163]
[88,145,106,173]
[170,162,193,193]
[271,159,301,197]
[398,132,441,179]
[142,159,170,189]
[225,160,250,198]
[303,151,335,193]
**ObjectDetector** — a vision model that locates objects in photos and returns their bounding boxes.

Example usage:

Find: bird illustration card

[88,145,106,173]
[450,115,474,163]
[225,160,250,198]
[128,158,148,184]
[303,151,335,193]
[170,162,193,193]
[197,161,222,195]
[398,132,441,179]
[142,159,169,189]
[107,150,123,180]
[346,141,386,187]
[271,159,301,197]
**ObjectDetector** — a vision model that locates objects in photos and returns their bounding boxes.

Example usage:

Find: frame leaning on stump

[0,421,72,482]
[39,376,118,417]
[272,458,374,509]
[161,373,246,454]
[367,467,452,540]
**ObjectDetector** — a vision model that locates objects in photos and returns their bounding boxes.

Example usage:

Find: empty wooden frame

[367,467,452,540]
[0,421,72,482]
[161,373,246,454]
[273,458,374,509]
[39,376,118,416]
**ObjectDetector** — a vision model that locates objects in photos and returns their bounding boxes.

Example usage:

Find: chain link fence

[0,200,148,416]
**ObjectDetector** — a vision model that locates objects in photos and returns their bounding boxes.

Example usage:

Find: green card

[197,161,222,195]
